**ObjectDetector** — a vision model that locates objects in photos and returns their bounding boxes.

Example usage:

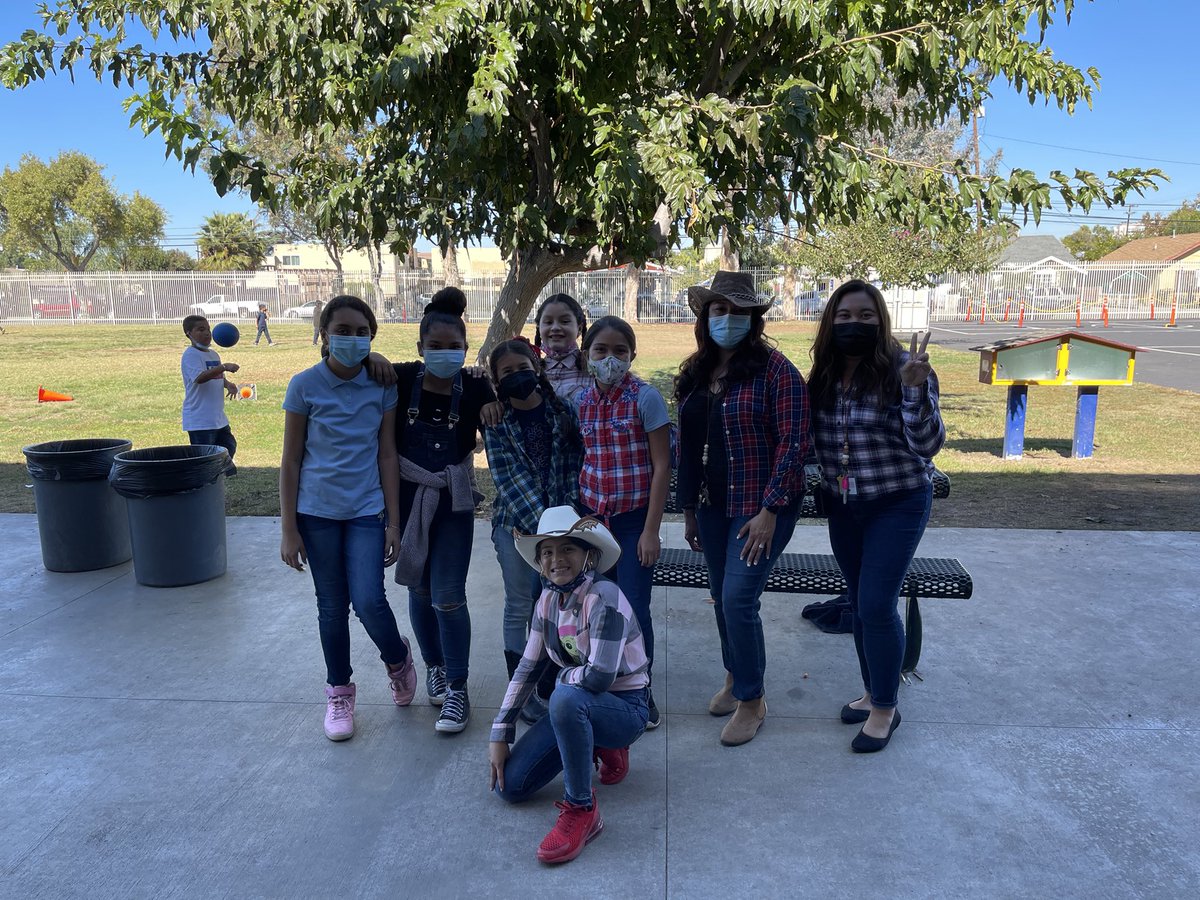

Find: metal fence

[925,260,1200,323]
[0,266,818,326]
[4,260,1195,327]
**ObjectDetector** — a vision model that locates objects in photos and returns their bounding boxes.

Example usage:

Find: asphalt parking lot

[928,318,1200,393]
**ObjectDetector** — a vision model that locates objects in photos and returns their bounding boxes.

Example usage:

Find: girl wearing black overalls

[392,288,494,734]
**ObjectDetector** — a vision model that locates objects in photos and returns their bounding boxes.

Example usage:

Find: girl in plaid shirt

[808,279,945,754]
[484,338,584,722]
[573,316,672,728]
[534,293,593,403]
[675,271,809,747]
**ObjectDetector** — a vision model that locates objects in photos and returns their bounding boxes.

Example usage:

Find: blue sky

[1,1,1197,253]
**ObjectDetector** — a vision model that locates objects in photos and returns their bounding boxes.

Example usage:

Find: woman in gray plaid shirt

[808,280,945,754]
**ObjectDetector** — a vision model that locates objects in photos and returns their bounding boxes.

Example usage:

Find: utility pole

[972,107,983,233]
[1124,204,1136,237]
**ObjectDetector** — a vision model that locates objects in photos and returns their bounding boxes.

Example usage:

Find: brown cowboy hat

[686,270,773,316]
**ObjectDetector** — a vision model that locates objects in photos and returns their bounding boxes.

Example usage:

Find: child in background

[489,507,650,865]
[573,316,671,728]
[485,337,584,722]
[279,295,417,742]
[391,287,495,734]
[180,314,240,476]
[533,293,592,403]
[254,303,274,346]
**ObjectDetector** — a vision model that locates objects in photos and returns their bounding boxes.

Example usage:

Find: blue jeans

[603,506,656,672]
[255,323,272,344]
[187,425,236,464]
[695,503,800,701]
[496,685,649,807]
[407,495,475,689]
[826,485,932,709]
[491,522,541,656]
[296,513,410,686]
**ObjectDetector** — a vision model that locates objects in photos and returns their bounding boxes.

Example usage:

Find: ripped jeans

[407,496,475,691]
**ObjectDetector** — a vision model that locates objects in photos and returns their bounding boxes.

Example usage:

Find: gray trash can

[22,438,133,572]
[109,445,229,587]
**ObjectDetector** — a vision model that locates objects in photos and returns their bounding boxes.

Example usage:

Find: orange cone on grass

[38,386,74,403]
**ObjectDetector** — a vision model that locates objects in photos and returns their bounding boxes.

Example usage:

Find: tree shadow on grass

[944,437,1076,458]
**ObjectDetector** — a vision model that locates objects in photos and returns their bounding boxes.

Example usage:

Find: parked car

[284,300,321,319]
[191,294,255,318]
[794,289,827,317]
[30,286,88,319]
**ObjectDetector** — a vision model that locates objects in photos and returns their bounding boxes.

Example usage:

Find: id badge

[847,477,857,497]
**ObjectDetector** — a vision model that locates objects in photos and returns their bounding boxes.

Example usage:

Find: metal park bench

[656,468,971,675]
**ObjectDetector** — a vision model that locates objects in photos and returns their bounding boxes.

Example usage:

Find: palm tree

[197,212,268,270]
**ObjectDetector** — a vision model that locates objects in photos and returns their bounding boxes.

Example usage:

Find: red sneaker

[536,792,604,864]
[593,746,630,785]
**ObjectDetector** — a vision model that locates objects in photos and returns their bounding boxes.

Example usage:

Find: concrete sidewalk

[1,514,1197,899]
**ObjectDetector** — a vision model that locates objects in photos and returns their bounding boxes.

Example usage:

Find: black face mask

[832,322,879,357]
[498,369,540,401]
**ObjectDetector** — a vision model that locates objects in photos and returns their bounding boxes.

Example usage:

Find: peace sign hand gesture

[900,332,933,387]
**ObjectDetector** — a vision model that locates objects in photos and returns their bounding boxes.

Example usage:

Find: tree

[196,212,268,270]
[1,2,1163,354]
[94,244,196,271]
[1062,224,1127,261]
[0,151,166,271]
[1139,194,1200,238]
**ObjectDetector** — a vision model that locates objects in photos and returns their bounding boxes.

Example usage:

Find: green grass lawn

[3,322,1198,529]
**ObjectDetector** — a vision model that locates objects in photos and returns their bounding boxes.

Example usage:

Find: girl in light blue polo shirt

[280,295,417,742]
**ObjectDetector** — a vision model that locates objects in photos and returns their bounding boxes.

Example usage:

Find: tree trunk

[782,266,797,320]
[442,241,461,288]
[719,226,739,271]
[479,247,583,362]
[623,264,641,322]
[365,241,384,310]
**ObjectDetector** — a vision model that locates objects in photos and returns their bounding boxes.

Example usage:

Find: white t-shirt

[181,345,229,431]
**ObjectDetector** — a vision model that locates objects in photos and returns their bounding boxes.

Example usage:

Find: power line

[986,133,1200,168]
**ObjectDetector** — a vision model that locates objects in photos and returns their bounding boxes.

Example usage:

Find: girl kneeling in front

[488,507,650,865]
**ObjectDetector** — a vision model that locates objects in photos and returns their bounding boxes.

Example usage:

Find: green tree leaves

[0,150,168,271]
[196,212,269,270]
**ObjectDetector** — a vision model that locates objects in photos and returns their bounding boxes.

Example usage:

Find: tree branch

[698,20,737,95]
[720,27,779,95]
[794,23,934,65]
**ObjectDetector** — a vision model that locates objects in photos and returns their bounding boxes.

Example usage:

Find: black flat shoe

[851,711,901,753]
[840,704,870,724]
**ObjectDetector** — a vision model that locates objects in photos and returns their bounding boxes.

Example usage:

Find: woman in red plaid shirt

[571,316,672,729]
[808,279,945,754]
[674,271,810,747]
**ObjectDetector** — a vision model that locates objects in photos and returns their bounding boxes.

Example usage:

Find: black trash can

[109,445,229,587]
[22,438,134,573]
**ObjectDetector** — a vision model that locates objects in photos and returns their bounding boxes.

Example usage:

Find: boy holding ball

[181,315,240,476]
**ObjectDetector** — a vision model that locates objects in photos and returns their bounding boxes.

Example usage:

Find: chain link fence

[4,260,1193,328]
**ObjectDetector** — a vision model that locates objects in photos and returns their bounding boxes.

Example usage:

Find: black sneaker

[645,690,661,730]
[520,691,549,725]
[435,688,469,733]
[426,665,448,707]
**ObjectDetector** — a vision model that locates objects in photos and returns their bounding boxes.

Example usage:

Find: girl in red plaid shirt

[571,316,672,728]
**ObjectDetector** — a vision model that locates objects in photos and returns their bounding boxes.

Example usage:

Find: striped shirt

[812,355,945,500]
[490,574,650,743]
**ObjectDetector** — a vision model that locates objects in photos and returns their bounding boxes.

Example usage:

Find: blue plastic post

[1073,385,1099,459]
[1004,385,1028,460]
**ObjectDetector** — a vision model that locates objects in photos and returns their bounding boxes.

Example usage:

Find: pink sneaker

[324,683,356,741]
[387,636,418,707]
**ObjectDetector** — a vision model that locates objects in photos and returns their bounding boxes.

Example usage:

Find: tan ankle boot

[720,696,767,746]
[708,672,737,716]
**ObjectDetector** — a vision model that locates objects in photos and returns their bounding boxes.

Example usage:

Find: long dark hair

[318,294,377,359]
[807,280,901,409]
[420,286,467,339]
[533,292,588,370]
[487,338,568,417]
[674,301,771,400]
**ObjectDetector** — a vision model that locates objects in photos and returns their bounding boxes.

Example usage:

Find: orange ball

[240,387,252,399]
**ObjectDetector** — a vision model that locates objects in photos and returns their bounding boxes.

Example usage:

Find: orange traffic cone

[38,386,74,403]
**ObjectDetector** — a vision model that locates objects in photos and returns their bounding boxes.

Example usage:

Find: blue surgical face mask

[588,355,631,385]
[328,334,371,367]
[708,313,752,349]
[423,348,466,379]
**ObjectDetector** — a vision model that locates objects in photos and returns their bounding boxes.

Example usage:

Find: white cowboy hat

[514,507,622,574]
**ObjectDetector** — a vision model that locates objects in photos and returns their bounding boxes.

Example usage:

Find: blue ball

[212,322,240,348]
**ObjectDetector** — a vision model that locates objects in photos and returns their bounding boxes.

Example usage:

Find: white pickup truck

[189,294,256,319]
